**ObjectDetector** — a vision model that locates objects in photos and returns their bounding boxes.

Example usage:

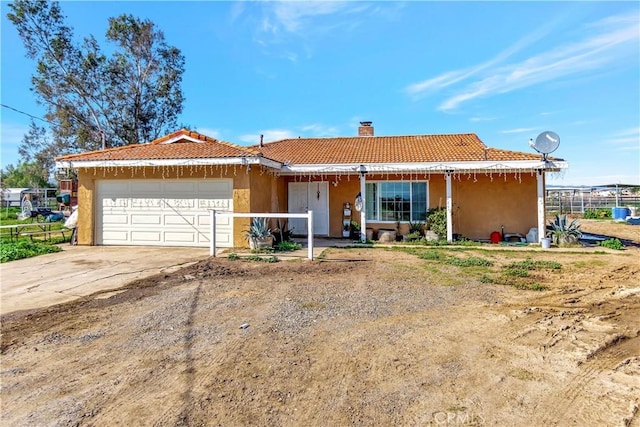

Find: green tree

[18,120,56,178]
[7,0,185,156]
[0,161,52,188]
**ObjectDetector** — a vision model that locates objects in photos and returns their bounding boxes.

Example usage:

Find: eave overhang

[55,156,283,170]
[278,159,569,174]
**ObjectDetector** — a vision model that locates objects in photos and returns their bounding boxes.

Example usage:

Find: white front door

[288,182,329,235]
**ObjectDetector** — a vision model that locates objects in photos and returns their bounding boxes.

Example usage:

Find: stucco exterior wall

[74,166,540,246]
[76,169,95,246]
[347,172,538,241]
[74,165,255,247]
[451,172,538,240]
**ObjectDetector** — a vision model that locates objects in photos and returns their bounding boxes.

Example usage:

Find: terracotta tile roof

[253,134,551,164]
[56,129,562,166]
[56,129,261,162]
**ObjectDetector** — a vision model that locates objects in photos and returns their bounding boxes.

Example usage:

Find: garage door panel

[98,179,233,247]
[198,180,231,192]
[165,214,195,225]
[198,199,231,210]
[131,231,162,242]
[102,182,130,194]
[103,198,129,208]
[131,181,162,193]
[164,199,195,210]
[131,214,161,225]
[164,232,196,243]
[102,230,129,242]
[131,199,163,209]
[103,214,129,225]
[165,182,197,193]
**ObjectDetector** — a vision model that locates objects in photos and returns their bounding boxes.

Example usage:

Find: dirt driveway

[1,220,638,426]
[0,246,209,315]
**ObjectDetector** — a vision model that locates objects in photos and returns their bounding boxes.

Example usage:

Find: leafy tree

[18,120,56,177]
[0,161,52,188]
[7,0,185,156]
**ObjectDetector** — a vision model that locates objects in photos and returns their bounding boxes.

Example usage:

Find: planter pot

[249,236,274,250]
[366,228,374,241]
[377,229,396,243]
[424,230,438,241]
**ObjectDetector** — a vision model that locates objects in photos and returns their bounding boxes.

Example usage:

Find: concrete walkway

[0,245,209,315]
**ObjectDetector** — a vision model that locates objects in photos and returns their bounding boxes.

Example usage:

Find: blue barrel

[611,207,630,220]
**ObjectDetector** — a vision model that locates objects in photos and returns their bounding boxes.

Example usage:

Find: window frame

[365,180,430,223]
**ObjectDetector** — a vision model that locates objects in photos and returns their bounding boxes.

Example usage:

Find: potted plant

[547,214,582,246]
[350,220,361,239]
[245,217,274,249]
[408,220,425,236]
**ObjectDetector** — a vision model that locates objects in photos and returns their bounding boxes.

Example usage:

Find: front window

[365,181,428,222]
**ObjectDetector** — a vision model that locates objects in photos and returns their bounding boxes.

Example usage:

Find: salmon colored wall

[450,173,538,240]
[327,176,361,237]
[75,166,539,245]
[76,169,95,246]
[75,165,256,246]
[246,169,286,246]
[347,172,538,240]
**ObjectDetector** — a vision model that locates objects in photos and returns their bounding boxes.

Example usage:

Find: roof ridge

[56,142,144,160]
[214,139,262,157]
[150,128,218,145]
[250,133,482,148]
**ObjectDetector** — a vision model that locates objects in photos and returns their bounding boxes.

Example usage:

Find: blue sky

[1,1,638,186]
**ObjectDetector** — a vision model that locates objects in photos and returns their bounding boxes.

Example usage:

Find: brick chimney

[358,121,374,136]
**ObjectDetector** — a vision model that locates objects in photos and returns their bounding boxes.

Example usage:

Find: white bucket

[541,238,551,249]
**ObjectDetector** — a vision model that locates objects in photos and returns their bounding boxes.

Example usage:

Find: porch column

[537,170,545,243]
[446,172,453,242]
[359,171,366,243]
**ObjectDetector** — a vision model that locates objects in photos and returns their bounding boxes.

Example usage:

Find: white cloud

[253,1,397,57]
[469,116,497,123]
[195,127,223,140]
[405,12,639,112]
[405,17,554,97]
[603,127,640,151]
[500,127,539,134]
[238,129,297,144]
[238,123,343,145]
[300,123,340,136]
[268,1,354,34]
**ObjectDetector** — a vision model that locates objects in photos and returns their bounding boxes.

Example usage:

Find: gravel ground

[1,221,639,426]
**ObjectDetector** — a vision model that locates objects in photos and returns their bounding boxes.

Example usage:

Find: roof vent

[358,121,374,136]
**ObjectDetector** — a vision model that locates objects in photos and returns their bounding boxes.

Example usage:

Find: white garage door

[97,179,233,247]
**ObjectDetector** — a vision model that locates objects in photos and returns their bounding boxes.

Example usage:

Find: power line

[1,103,54,125]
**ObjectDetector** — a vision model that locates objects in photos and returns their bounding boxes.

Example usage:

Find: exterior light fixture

[355,192,363,211]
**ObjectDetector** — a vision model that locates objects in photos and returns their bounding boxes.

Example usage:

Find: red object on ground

[490,231,502,243]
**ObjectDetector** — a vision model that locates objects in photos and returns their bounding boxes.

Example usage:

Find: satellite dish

[531,131,560,157]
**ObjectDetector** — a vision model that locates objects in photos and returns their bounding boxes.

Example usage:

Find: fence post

[210,210,216,257]
[307,210,314,260]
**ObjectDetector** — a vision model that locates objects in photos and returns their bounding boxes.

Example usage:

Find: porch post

[360,171,366,243]
[210,209,216,257]
[445,172,453,242]
[537,170,545,243]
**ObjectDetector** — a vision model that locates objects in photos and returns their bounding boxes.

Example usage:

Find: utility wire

[1,103,54,125]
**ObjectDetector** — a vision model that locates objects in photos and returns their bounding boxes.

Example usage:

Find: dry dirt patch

[1,225,639,426]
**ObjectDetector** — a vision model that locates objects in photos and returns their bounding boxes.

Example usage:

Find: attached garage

[96,179,233,247]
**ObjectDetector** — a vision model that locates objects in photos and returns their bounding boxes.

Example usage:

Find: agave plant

[244,217,274,248]
[547,214,582,246]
